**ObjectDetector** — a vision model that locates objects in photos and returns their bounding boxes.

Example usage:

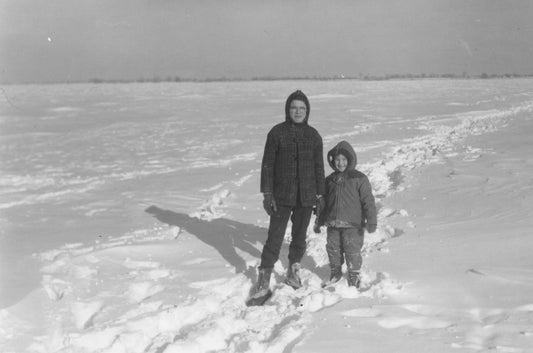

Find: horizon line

[2,72,533,86]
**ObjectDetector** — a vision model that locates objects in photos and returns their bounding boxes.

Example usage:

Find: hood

[327,140,357,172]
[285,90,310,124]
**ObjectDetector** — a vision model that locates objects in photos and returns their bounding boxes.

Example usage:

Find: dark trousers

[260,205,313,269]
[326,227,364,273]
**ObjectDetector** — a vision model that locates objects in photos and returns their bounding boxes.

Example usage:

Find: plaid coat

[260,121,325,207]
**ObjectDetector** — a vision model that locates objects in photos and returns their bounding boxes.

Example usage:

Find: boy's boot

[284,262,302,289]
[347,271,361,288]
[250,267,272,299]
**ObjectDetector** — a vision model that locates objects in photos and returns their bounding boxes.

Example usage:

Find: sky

[1,0,533,83]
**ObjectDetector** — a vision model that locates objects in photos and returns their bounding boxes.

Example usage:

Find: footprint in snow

[42,275,70,301]
[71,300,104,329]
[127,281,165,303]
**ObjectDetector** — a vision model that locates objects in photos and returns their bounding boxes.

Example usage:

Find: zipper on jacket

[334,174,342,222]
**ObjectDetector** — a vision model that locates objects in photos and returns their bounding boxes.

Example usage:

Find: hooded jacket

[260,90,325,207]
[318,140,377,228]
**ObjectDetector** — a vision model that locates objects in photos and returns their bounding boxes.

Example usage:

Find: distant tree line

[86,72,533,84]
[4,73,533,85]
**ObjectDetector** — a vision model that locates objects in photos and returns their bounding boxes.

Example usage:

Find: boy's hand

[315,195,325,216]
[313,224,322,234]
[263,193,277,216]
[366,224,377,233]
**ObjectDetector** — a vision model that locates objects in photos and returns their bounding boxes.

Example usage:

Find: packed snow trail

[22,219,402,353]
[296,105,533,353]
[4,100,533,353]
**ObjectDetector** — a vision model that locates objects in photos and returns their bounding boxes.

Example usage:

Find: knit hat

[285,90,310,123]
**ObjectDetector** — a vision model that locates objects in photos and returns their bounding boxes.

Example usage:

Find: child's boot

[284,262,302,289]
[321,266,343,288]
[329,266,343,283]
[347,271,361,288]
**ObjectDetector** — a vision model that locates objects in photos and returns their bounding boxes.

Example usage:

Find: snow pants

[259,205,313,269]
[326,227,364,272]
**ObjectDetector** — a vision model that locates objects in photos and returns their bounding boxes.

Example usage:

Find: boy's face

[334,154,348,172]
[288,100,307,124]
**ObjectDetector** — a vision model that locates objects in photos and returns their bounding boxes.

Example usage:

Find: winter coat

[260,91,325,207]
[318,140,377,229]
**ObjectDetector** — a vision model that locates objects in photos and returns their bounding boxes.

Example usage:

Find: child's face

[334,154,348,172]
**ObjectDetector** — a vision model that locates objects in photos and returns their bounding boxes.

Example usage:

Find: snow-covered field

[1,79,533,352]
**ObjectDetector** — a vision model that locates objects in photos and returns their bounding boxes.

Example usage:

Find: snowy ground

[1,79,533,352]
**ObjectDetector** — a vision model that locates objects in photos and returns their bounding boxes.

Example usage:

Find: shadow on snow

[145,205,324,282]
[145,205,264,275]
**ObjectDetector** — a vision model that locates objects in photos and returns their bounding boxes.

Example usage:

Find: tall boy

[249,90,325,304]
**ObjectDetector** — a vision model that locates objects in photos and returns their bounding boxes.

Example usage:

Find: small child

[314,140,377,287]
